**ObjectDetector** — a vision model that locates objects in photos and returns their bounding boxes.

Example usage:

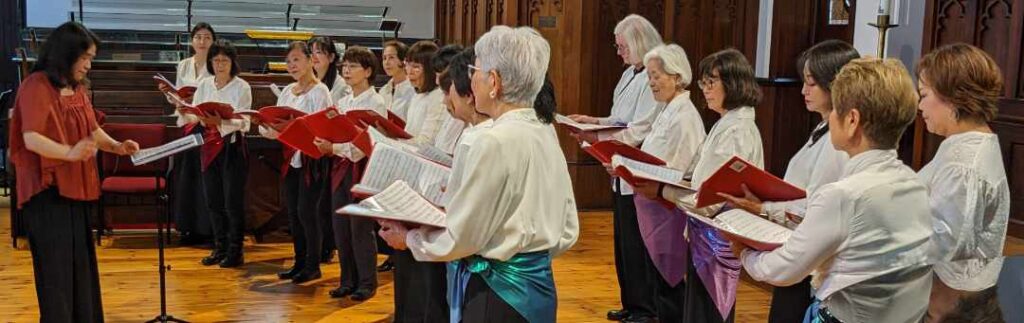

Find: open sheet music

[611,155,692,189]
[337,181,447,228]
[362,127,453,167]
[153,73,196,98]
[555,114,626,132]
[131,133,205,166]
[433,117,465,155]
[352,141,452,205]
[689,209,792,251]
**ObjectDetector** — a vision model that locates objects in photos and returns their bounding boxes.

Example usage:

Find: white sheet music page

[131,133,205,166]
[433,117,465,155]
[359,143,451,205]
[713,209,792,245]
[339,181,447,227]
[611,155,690,189]
[555,114,625,132]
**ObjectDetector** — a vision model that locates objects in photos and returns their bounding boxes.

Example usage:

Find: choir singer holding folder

[258,41,334,284]
[188,39,253,268]
[11,22,140,322]
[636,48,764,323]
[313,45,385,301]
[566,14,664,322]
[604,43,705,322]
[715,40,857,322]
[732,59,933,322]
[378,26,579,323]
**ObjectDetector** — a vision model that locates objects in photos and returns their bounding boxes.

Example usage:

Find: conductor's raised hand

[65,138,98,161]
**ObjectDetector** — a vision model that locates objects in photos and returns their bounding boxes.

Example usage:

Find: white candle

[878,0,894,16]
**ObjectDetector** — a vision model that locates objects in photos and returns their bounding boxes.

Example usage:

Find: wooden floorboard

[1,206,1022,322]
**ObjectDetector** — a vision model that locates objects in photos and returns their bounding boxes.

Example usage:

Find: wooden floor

[1,206,1022,323]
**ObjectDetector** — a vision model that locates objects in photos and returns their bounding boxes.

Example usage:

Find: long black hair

[308,37,340,89]
[32,21,101,88]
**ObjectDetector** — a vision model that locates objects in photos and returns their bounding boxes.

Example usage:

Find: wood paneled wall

[434,0,847,208]
[920,0,1024,237]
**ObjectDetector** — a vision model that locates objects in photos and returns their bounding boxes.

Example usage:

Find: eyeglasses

[697,77,719,90]
[341,63,363,70]
[468,64,482,73]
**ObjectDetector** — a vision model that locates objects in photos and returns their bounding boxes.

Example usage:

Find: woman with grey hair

[605,43,705,322]
[378,25,579,322]
[568,13,664,322]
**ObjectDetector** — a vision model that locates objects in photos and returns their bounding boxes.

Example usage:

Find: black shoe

[376,259,394,272]
[291,270,322,284]
[329,286,355,298]
[621,314,657,323]
[219,253,244,268]
[350,288,375,301]
[201,251,226,266]
[278,266,302,280]
[607,309,630,321]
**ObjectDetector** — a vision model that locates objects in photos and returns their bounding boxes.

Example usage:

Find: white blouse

[918,131,1010,292]
[175,56,212,88]
[330,87,387,162]
[763,122,848,227]
[440,119,495,208]
[328,74,352,105]
[633,91,705,173]
[741,149,933,323]
[190,76,253,138]
[261,82,333,168]
[407,108,579,262]
[601,67,659,195]
[404,88,448,146]
[661,106,764,216]
[380,78,416,121]
[173,56,214,126]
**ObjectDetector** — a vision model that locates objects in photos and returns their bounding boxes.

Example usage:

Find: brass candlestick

[868,14,899,58]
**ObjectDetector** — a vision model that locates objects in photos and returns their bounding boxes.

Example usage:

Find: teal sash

[447,251,556,323]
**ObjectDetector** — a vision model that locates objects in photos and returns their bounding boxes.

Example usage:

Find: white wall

[27,0,436,40]
[852,0,926,75]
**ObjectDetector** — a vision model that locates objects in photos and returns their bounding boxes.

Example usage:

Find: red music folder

[695,156,806,208]
[153,73,196,99]
[347,110,413,139]
[581,140,665,165]
[302,108,364,143]
[276,108,366,158]
[177,102,238,119]
[236,106,307,131]
[387,110,407,129]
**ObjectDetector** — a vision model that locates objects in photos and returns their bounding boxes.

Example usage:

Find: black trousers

[320,174,335,259]
[202,136,248,255]
[392,250,448,323]
[332,170,377,291]
[24,189,104,323]
[650,257,686,322]
[611,189,656,318]
[171,126,211,236]
[283,161,328,274]
[768,276,813,323]
[462,273,527,323]
[683,256,735,323]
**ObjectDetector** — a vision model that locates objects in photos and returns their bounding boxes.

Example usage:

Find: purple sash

[688,214,741,321]
[633,194,688,287]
